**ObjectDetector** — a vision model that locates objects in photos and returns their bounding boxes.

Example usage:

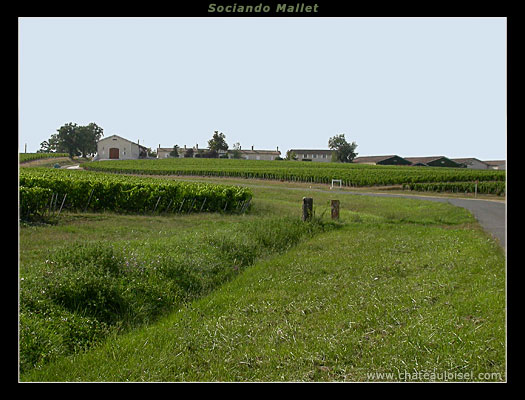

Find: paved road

[334,191,506,248]
[442,197,505,248]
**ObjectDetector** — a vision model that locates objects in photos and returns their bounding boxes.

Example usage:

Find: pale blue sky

[18,17,506,159]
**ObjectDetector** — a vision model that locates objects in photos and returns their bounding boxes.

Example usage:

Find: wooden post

[165,199,173,214]
[178,198,186,213]
[84,188,95,212]
[188,198,197,214]
[241,198,251,214]
[302,197,313,221]
[53,193,59,214]
[331,199,340,220]
[48,193,55,216]
[57,194,67,216]
[199,197,207,212]
[153,196,161,212]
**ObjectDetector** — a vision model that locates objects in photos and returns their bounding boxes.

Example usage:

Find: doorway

[109,148,119,159]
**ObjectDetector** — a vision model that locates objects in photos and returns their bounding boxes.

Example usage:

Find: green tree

[169,145,180,158]
[39,122,104,158]
[37,139,55,153]
[77,123,104,157]
[208,131,229,154]
[38,133,63,153]
[285,150,298,161]
[328,134,358,163]
[146,148,157,158]
[55,123,80,157]
[231,142,242,159]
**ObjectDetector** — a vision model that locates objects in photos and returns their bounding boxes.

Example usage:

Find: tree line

[39,123,358,162]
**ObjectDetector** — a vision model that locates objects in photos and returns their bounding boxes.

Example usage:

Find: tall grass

[22,222,505,382]
[19,215,337,374]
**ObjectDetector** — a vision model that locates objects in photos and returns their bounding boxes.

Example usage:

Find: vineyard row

[19,169,252,220]
[83,158,505,187]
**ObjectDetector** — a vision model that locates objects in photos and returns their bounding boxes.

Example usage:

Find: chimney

[196,143,198,150]
[277,146,279,152]
[251,145,254,151]
[184,145,186,149]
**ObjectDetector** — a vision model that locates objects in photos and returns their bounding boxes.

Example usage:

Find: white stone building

[157,144,281,160]
[288,149,334,162]
[94,135,147,160]
[232,146,281,160]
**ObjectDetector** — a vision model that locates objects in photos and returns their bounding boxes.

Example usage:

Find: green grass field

[19,174,506,382]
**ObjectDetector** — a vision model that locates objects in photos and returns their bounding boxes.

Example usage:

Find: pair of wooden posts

[302,197,339,221]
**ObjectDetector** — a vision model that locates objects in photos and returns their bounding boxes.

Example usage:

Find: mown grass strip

[21,218,504,382]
